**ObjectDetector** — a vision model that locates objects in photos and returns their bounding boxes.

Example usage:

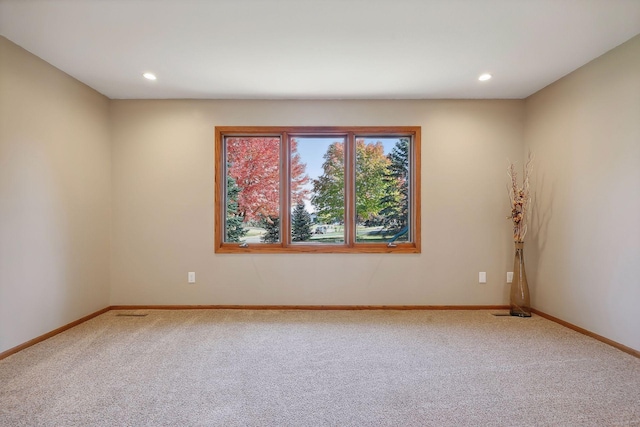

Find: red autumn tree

[226,137,309,222]
[290,139,309,206]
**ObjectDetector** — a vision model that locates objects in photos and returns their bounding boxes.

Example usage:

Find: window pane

[215,126,419,253]
[293,137,346,244]
[224,137,280,243]
[355,137,411,243]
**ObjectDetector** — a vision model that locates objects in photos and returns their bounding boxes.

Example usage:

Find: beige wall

[110,99,524,306]
[6,29,636,354]
[0,37,111,353]
[524,35,640,350]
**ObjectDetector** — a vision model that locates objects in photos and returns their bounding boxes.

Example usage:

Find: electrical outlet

[507,272,514,283]
[188,272,196,283]
[479,272,487,283]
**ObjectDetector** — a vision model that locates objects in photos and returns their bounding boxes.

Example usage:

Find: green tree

[291,202,313,242]
[355,140,390,223]
[380,138,409,232]
[312,140,391,225]
[311,142,345,224]
[259,215,280,243]
[226,174,247,242]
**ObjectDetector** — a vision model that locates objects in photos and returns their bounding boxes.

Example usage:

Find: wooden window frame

[215,126,421,253]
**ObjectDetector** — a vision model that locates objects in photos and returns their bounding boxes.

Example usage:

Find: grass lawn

[238,225,407,243]
[243,227,265,237]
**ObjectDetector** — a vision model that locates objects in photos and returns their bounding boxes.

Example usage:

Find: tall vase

[510,242,531,317]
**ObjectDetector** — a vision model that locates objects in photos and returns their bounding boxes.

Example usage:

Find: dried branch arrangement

[507,152,533,243]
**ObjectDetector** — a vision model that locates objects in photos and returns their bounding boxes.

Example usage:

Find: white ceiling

[1,0,639,100]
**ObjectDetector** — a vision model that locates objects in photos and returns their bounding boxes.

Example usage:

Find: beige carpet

[0,310,638,426]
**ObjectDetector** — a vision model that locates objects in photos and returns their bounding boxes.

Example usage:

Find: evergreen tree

[380,138,410,232]
[226,175,247,242]
[259,215,280,243]
[291,202,313,242]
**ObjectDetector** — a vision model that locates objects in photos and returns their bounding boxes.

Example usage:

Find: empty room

[1,0,639,426]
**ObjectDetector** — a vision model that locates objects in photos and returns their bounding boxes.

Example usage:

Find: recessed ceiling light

[478,73,492,81]
[143,72,157,81]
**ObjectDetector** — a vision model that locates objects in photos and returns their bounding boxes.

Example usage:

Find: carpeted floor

[0,309,638,426]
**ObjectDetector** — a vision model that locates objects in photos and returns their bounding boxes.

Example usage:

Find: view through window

[216,127,420,253]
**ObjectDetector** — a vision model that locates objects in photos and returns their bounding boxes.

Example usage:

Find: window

[215,127,420,253]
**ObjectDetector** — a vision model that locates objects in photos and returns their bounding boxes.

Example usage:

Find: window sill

[215,243,420,254]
